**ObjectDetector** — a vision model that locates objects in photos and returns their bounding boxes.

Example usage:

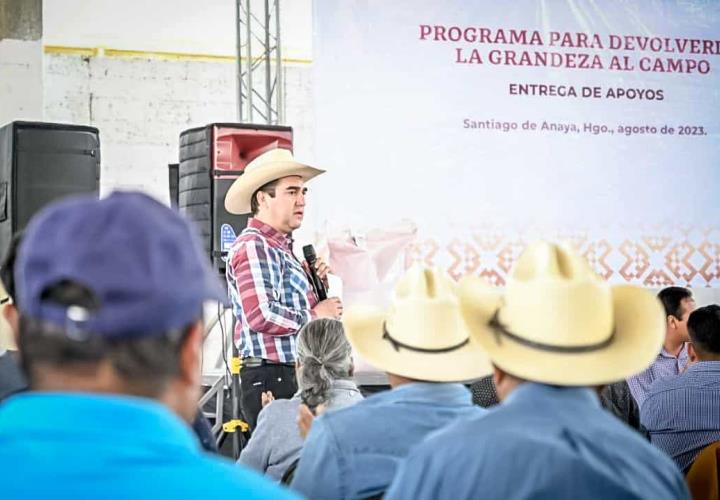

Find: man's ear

[492,365,503,389]
[257,190,269,209]
[688,342,699,363]
[178,320,203,387]
[3,304,19,350]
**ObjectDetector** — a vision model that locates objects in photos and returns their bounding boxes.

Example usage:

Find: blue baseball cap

[15,191,227,339]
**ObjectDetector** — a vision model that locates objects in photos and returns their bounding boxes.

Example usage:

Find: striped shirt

[627,343,689,407]
[226,218,318,363]
[640,361,720,472]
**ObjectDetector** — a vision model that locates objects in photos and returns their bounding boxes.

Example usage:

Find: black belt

[242,357,296,368]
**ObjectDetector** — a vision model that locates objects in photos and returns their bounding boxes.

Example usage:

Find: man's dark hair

[18,280,199,397]
[250,179,280,216]
[0,231,24,301]
[657,286,693,320]
[687,305,720,355]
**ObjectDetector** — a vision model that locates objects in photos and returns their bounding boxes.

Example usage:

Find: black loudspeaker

[0,121,100,255]
[178,123,293,273]
[168,163,179,209]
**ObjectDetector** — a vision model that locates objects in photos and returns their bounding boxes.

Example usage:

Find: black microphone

[303,244,327,301]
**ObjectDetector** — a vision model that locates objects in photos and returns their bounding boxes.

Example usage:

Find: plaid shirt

[226,218,318,363]
[627,343,689,408]
[641,361,720,471]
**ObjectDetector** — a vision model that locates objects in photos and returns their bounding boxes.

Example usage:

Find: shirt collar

[504,382,601,408]
[0,392,199,453]
[686,360,720,374]
[659,343,688,359]
[372,382,473,407]
[332,378,361,392]
[248,218,292,250]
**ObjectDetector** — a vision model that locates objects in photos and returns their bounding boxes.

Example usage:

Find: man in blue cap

[0,192,297,498]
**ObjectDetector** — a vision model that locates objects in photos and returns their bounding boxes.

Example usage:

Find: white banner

[311,0,720,287]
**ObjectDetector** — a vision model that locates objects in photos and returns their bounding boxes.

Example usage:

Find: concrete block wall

[44,52,314,202]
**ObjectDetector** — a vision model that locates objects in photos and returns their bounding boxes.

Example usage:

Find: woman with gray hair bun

[239,318,363,481]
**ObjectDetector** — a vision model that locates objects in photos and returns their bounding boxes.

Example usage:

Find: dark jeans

[240,363,297,430]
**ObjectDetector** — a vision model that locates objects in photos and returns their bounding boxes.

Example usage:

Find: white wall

[0,39,43,124]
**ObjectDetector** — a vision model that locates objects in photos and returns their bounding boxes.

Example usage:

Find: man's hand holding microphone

[303,245,343,320]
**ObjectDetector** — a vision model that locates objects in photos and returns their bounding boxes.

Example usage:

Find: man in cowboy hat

[290,266,491,500]
[385,242,688,500]
[224,148,343,429]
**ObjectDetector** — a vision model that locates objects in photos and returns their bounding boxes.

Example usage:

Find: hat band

[489,310,615,354]
[383,322,469,354]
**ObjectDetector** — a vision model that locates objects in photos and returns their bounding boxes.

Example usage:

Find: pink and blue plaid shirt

[226,218,318,363]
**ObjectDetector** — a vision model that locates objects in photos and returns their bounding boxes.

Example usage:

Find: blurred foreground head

[14,191,226,421]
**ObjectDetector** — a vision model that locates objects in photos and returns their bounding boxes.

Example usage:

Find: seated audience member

[628,286,695,407]
[0,192,296,498]
[0,228,219,452]
[239,318,363,480]
[598,380,644,433]
[290,266,491,499]
[641,304,720,472]
[386,242,688,500]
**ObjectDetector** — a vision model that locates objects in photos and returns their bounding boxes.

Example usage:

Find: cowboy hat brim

[343,304,493,382]
[460,278,665,386]
[224,160,325,215]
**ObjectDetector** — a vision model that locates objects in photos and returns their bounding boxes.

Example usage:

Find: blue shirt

[0,392,298,499]
[386,383,688,500]
[641,360,720,471]
[291,382,484,499]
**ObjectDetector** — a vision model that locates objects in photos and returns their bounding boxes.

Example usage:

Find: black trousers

[240,363,297,430]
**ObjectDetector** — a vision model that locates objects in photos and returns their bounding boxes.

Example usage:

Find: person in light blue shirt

[641,305,720,472]
[291,266,492,499]
[387,242,689,500]
[0,192,296,499]
[0,393,292,499]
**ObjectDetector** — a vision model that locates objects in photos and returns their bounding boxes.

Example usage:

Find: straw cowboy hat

[459,241,665,386]
[224,148,325,215]
[343,266,492,382]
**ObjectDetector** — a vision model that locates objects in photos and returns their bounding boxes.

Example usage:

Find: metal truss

[235,0,284,125]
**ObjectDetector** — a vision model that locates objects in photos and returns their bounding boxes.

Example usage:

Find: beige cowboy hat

[224,148,325,215]
[343,265,492,382]
[459,241,665,386]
